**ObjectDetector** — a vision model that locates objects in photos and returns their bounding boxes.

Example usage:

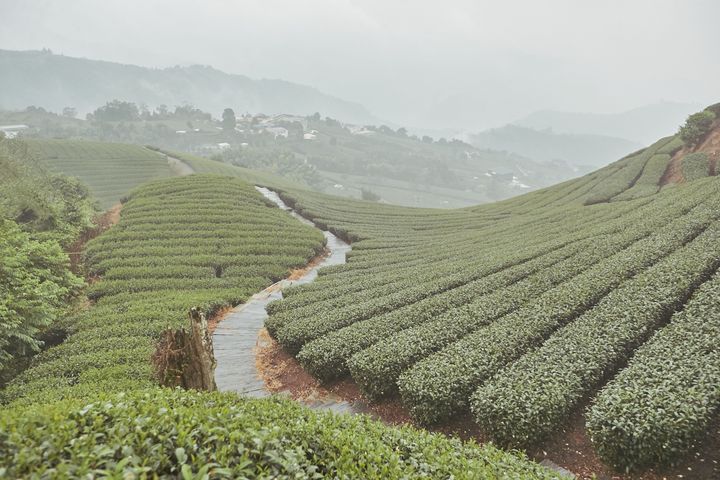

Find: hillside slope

[0,49,375,123]
[4,108,719,475]
[260,112,720,473]
[0,172,558,479]
[26,139,173,209]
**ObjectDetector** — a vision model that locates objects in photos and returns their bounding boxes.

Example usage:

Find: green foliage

[360,188,381,202]
[704,102,720,117]
[221,107,236,133]
[582,136,673,205]
[25,139,173,209]
[0,219,83,370]
[681,152,710,182]
[0,139,96,244]
[88,99,140,122]
[0,388,562,479]
[679,110,716,146]
[470,217,720,448]
[587,268,720,470]
[2,175,324,404]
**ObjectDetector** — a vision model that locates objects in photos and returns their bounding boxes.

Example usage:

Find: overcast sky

[1,0,719,130]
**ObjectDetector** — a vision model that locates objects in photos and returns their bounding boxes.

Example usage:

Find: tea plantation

[0,164,560,478]
[26,139,173,209]
[2,111,719,476]
[264,125,720,470]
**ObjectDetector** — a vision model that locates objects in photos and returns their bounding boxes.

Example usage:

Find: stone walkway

[213,187,354,407]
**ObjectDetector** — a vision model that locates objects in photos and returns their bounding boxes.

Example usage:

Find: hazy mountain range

[513,102,700,145]
[470,125,642,169]
[0,49,376,124]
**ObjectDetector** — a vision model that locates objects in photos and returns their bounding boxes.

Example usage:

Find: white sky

[1,0,718,129]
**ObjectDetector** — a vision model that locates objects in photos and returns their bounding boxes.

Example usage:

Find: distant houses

[0,124,29,138]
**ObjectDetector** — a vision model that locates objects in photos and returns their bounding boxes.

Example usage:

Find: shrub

[0,388,563,479]
[679,111,716,146]
[682,152,710,182]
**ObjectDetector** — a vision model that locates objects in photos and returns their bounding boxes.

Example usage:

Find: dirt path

[67,203,122,273]
[167,155,195,176]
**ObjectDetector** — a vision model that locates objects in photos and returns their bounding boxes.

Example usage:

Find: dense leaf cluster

[587,268,720,470]
[2,175,324,404]
[0,388,563,479]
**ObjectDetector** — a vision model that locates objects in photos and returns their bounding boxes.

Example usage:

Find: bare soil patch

[67,203,123,274]
[207,306,234,335]
[661,124,720,186]
[256,331,720,479]
[288,247,330,280]
[660,148,687,186]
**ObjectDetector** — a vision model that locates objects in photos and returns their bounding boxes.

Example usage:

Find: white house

[303,133,317,140]
[266,126,289,139]
[272,114,308,130]
[0,124,29,138]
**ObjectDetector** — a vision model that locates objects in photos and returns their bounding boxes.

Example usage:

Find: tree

[0,219,83,369]
[396,127,408,137]
[422,135,433,144]
[61,107,77,118]
[90,100,140,122]
[222,108,236,133]
[360,188,381,202]
[155,104,169,118]
[678,110,715,146]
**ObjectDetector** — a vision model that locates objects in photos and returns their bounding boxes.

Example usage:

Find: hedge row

[470,219,720,448]
[1,175,325,404]
[0,388,564,479]
[397,184,719,424]
[587,266,720,470]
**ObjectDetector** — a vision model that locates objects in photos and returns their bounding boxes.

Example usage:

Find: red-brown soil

[661,124,720,186]
[67,203,123,274]
[660,149,687,186]
[207,306,233,335]
[255,332,720,479]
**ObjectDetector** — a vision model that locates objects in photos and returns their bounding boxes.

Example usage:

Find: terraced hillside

[264,115,720,471]
[3,106,719,475]
[26,139,173,209]
[0,172,558,479]
[2,175,325,404]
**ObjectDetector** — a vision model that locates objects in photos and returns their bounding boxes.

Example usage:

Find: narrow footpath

[213,187,360,412]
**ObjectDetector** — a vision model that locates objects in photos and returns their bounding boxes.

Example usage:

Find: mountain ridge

[0,49,377,124]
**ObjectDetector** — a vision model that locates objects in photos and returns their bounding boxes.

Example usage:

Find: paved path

[213,187,353,404]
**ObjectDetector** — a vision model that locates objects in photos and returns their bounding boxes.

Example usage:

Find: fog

[1,0,719,130]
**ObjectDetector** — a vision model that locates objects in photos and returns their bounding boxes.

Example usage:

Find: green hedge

[682,152,710,182]
[587,268,720,470]
[470,219,720,448]
[0,388,564,479]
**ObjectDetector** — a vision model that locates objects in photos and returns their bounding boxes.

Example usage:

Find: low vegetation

[679,109,716,146]
[259,107,720,471]
[0,160,560,477]
[0,388,560,479]
[2,175,324,404]
[25,139,173,209]
[0,138,93,378]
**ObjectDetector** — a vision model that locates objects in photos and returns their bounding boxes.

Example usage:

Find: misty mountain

[0,49,376,124]
[514,102,701,145]
[469,124,642,168]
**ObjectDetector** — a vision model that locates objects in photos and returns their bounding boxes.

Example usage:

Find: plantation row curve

[0,168,561,478]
